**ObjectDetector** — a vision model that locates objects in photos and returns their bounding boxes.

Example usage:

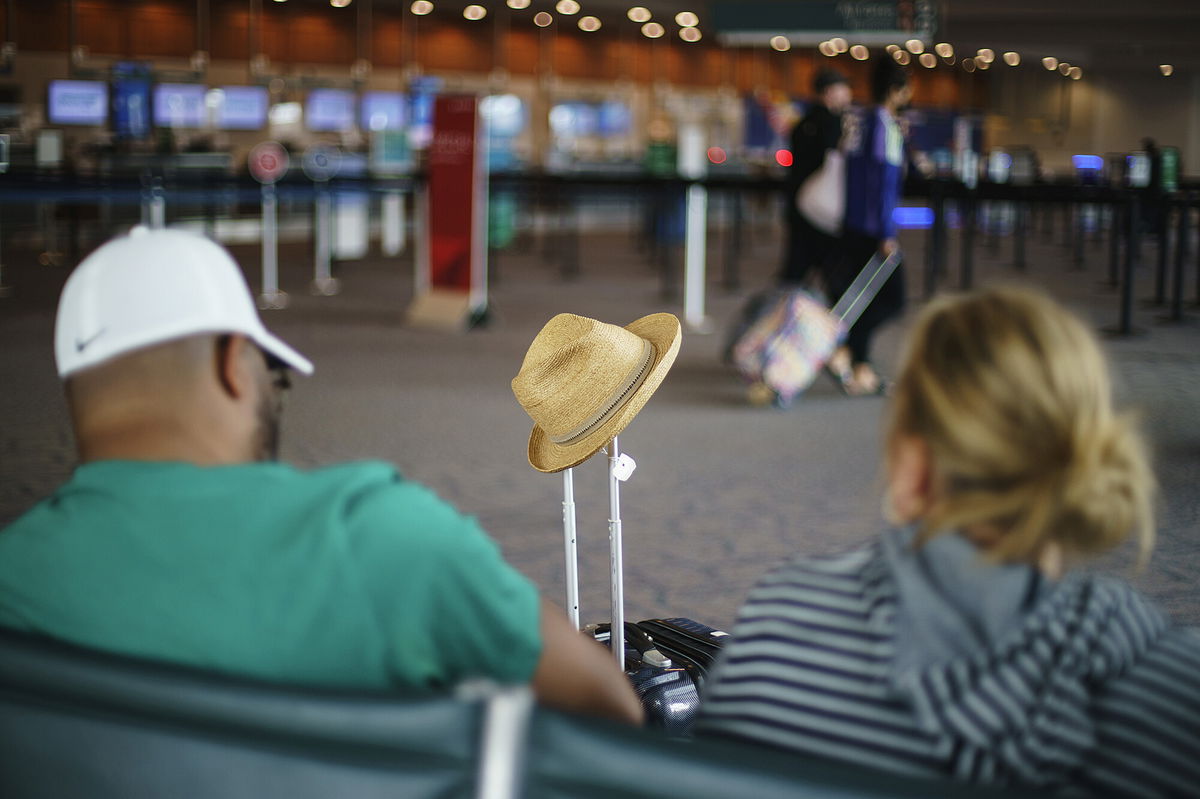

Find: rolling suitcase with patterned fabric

[731,252,902,407]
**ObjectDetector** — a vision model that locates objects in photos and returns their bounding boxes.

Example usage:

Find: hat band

[549,339,655,445]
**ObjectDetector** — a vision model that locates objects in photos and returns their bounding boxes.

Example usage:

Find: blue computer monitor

[47,80,109,126]
[361,91,407,132]
[214,86,269,130]
[154,83,207,128]
[306,89,356,132]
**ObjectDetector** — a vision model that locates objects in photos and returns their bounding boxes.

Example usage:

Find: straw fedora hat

[512,312,682,473]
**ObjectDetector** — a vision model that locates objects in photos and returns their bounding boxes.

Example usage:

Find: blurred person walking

[826,58,912,396]
[782,68,853,286]
[699,286,1200,797]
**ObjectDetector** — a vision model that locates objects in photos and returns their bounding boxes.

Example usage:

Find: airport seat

[0,626,1021,799]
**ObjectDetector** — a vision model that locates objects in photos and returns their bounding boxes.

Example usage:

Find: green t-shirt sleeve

[342,468,542,690]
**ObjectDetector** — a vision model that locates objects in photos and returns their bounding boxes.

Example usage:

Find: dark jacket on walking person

[781,69,851,286]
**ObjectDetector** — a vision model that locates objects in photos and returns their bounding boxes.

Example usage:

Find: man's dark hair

[813,68,848,95]
[871,58,909,104]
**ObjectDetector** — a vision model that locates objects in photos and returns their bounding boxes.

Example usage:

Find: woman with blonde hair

[698,286,1199,796]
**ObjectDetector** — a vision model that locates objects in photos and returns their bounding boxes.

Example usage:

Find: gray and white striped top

[696,537,1200,797]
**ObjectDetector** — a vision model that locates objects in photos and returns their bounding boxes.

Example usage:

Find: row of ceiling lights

[409,2,704,39]
[270,2,1183,76]
[779,37,1086,80]
[277,1,706,40]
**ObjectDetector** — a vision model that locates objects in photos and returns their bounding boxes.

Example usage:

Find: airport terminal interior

[2,0,1200,680]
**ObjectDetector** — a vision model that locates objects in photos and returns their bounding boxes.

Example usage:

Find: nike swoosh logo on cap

[75,329,107,353]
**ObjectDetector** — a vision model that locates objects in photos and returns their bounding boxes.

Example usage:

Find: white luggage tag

[611,453,637,482]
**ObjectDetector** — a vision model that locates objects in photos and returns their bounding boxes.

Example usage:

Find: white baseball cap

[55,226,313,379]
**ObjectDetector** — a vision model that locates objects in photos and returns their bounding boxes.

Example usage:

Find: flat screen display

[306,89,355,132]
[214,86,268,130]
[47,80,109,126]
[154,83,207,128]
[361,91,406,132]
[112,79,151,139]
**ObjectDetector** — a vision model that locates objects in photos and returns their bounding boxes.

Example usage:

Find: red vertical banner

[422,94,487,315]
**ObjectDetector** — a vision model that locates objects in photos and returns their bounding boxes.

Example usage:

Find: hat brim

[527,313,681,473]
[253,328,314,375]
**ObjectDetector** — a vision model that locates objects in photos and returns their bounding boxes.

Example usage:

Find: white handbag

[796,149,845,236]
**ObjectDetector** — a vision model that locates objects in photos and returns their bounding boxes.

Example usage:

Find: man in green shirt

[0,226,642,726]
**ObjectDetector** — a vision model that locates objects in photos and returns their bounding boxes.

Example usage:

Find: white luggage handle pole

[562,468,580,630]
[608,436,626,670]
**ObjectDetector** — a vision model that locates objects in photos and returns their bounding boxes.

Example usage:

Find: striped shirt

[696,540,1200,797]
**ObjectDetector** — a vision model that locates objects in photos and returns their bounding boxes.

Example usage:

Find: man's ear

[886,435,934,524]
[214,335,256,400]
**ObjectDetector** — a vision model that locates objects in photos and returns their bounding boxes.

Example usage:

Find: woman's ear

[885,435,935,525]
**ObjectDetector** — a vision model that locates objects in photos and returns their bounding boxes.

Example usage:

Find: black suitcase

[562,441,726,737]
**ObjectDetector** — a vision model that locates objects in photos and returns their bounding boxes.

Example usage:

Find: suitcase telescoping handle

[831,251,903,330]
[562,468,580,630]
[607,435,626,670]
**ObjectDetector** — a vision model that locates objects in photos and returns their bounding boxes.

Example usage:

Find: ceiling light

[578,15,601,31]
[850,45,868,61]
[330,0,351,6]
[1058,62,1071,75]
[534,11,552,26]
[894,50,911,65]
[679,27,701,42]
[919,52,936,68]
[963,58,976,73]
[555,0,580,15]
[1042,56,1058,71]
[818,41,836,57]
[675,11,698,27]
[977,48,994,63]
[1070,66,1082,80]
[627,6,650,23]
[831,37,848,53]
[1003,51,1019,66]
[507,0,531,7]
[885,44,899,54]
[934,42,953,58]
[411,0,433,14]
[975,55,990,70]
[642,21,664,38]
[905,39,923,54]
[1160,64,1174,76]
[770,35,790,52]
[464,4,486,20]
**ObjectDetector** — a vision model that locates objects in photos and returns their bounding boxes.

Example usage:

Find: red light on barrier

[775,149,793,167]
[707,146,727,164]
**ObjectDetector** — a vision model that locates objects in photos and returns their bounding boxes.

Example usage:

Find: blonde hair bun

[889,286,1155,564]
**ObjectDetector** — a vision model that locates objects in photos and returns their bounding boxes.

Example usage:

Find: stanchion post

[248,141,291,310]
[722,189,743,291]
[1117,195,1139,335]
[1107,199,1122,288]
[259,182,287,309]
[1072,200,1085,268]
[1013,199,1027,271]
[683,181,711,331]
[150,177,166,229]
[959,193,975,290]
[311,183,339,295]
[1152,204,1169,305]
[1169,194,1188,322]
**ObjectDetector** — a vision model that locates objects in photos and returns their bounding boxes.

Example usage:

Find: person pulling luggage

[828,58,912,396]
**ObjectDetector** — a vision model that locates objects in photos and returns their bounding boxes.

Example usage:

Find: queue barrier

[2,166,1199,337]
[0,626,1024,799]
